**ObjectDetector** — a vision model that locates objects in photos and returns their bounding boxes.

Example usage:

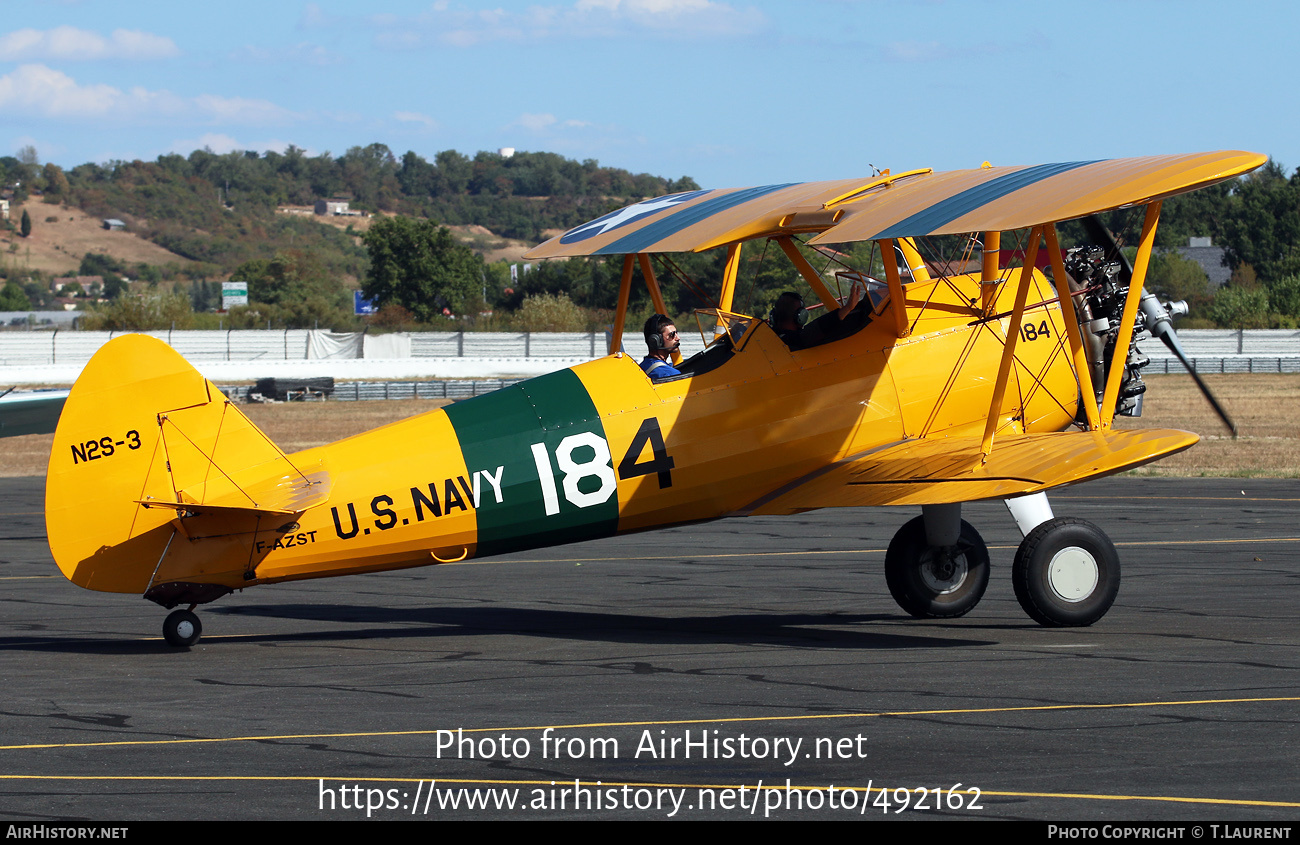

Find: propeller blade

[1159,334,1239,438]
[1084,215,1238,438]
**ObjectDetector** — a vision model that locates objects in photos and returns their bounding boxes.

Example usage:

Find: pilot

[770,287,861,351]
[640,314,682,380]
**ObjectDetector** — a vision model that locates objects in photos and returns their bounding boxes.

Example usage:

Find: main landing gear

[163,608,202,647]
[1011,517,1119,627]
[885,514,989,618]
[884,495,1120,626]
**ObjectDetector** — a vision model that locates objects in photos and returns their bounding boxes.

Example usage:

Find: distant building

[1174,237,1231,289]
[51,275,102,293]
[0,199,8,220]
[499,147,516,158]
[314,198,362,216]
[102,218,126,231]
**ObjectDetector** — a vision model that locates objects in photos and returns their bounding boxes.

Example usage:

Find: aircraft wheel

[163,609,202,647]
[1012,518,1119,627]
[885,516,990,618]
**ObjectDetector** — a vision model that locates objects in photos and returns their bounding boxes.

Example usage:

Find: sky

[3,0,1298,188]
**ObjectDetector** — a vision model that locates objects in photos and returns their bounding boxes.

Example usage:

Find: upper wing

[735,428,1199,515]
[808,151,1266,244]
[523,178,880,259]
[524,151,1265,258]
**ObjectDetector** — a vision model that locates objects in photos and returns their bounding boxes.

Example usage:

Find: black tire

[163,609,202,647]
[885,516,990,618]
[1012,517,1119,627]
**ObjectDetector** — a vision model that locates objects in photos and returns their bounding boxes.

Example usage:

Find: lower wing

[739,428,1198,514]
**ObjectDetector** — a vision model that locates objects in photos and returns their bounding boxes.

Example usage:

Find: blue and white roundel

[559,190,710,245]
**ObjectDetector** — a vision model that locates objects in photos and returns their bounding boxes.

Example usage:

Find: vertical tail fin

[46,335,329,597]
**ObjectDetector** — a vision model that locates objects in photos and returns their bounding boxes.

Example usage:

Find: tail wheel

[163,609,202,647]
[1013,517,1120,627]
[885,516,990,618]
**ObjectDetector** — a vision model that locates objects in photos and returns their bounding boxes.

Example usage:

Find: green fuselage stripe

[445,369,618,557]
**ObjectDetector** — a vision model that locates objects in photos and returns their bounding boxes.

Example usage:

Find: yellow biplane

[46,151,1264,646]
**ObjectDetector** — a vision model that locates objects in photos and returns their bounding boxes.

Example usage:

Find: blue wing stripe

[871,161,1103,240]
[597,183,797,255]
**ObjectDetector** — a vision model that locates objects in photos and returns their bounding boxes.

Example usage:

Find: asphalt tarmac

[2,476,1297,821]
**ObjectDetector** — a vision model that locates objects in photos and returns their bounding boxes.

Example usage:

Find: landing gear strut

[885,515,990,618]
[163,608,202,647]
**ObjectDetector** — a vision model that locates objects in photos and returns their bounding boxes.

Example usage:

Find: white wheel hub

[1047,546,1099,602]
[175,620,195,639]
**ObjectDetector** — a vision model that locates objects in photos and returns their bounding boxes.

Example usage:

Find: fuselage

[241,268,1075,589]
[47,268,1075,597]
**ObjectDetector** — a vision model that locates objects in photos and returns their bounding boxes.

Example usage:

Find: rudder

[46,335,328,598]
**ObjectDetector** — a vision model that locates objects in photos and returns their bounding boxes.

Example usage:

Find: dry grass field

[1,201,192,277]
[1116,373,1300,477]
[2,374,1296,479]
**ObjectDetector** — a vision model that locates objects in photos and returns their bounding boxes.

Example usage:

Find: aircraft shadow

[200,603,998,650]
[0,607,1009,654]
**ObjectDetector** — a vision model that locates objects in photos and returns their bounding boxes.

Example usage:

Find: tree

[361,216,483,320]
[19,209,30,237]
[80,291,196,330]
[1269,275,1300,319]
[1210,286,1270,329]
[1220,161,1300,282]
[230,249,344,308]
[1146,252,1211,317]
[42,163,70,202]
[0,281,31,310]
[511,292,588,331]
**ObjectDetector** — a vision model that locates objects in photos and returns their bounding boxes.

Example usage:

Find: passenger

[770,287,862,351]
[640,314,682,380]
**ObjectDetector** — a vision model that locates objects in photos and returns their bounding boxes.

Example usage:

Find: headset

[770,291,808,328]
[644,314,677,350]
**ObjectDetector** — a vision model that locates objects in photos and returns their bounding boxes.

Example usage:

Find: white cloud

[883,40,943,62]
[167,135,297,156]
[517,113,558,131]
[394,111,438,130]
[172,133,242,155]
[514,112,604,134]
[8,134,63,163]
[0,64,164,118]
[369,0,764,48]
[0,64,297,125]
[879,35,1028,64]
[192,93,295,124]
[299,3,334,30]
[232,42,344,66]
[0,26,179,61]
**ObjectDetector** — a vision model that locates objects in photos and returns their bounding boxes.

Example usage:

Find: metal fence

[0,329,317,366]
[0,328,1295,375]
[0,329,708,367]
[222,379,524,403]
[1146,356,1300,374]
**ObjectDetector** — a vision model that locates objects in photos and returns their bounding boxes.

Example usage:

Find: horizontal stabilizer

[742,428,1198,514]
[136,458,331,516]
